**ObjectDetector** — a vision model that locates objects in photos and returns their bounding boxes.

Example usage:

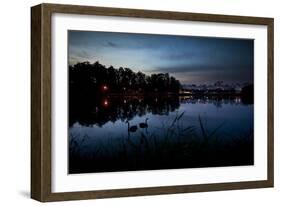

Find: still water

[69,95,254,173]
[69,96,253,156]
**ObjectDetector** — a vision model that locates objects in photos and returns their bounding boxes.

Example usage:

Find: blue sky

[68,30,253,84]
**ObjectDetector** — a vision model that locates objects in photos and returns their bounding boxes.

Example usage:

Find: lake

[69,95,254,173]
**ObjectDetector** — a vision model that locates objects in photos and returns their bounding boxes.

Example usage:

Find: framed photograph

[31,3,274,202]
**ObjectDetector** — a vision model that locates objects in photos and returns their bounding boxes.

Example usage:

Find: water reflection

[69,95,250,127]
[69,95,254,173]
[69,95,180,127]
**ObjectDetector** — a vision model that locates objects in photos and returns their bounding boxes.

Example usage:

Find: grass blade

[177,111,185,121]
[208,121,226,139]
[198,115,208,140]
[170,115,178,128]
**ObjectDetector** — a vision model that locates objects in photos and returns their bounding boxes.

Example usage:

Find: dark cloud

[69,30,254,84]
[104,40,161,50]
[160,52,198,61]
[152,64,227,74]
[151,63,253,84]
[106,41,118,48]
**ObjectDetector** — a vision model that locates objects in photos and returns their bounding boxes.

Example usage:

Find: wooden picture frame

[31,3,274,202]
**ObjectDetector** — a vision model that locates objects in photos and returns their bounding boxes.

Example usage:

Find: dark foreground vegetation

[68,61,254,174]
[69,113,253,174]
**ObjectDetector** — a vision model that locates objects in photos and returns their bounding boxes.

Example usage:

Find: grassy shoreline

[69,114,253,174]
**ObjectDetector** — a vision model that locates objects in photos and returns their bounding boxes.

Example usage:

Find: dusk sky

[68,30,253,84]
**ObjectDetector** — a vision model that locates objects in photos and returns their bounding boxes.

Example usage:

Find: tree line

[69,61,181,94]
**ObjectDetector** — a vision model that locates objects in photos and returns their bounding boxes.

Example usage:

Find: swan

[126,120,138,132]
[139,118,149,128]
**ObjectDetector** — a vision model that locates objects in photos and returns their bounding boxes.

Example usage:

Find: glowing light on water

[103,100,109,106]
[102,85,108,91]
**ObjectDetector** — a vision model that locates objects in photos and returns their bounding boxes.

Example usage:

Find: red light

[103,85,108,90]
[103,100,108,106]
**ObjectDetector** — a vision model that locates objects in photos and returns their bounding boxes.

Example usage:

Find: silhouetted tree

[69,61,182,95]
[241,84,254,104]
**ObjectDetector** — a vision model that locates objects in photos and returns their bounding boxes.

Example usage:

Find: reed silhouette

[69,113,253,174]
[68,61,254,174]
